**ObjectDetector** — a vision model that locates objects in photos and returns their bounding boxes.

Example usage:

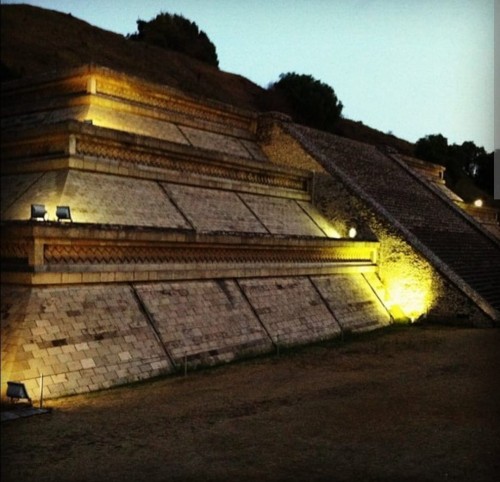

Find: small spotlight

[348,227,357,238]
[56,206,72,222]
[473,199,483,207]
[6,381,32,405]
[31,204,47,221]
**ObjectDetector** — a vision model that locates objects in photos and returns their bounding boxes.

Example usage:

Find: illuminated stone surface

[310,274,391,333]
[238,277,342,346]
[1,65,498,401]
[134,280,272,366]
[0,284,172,399]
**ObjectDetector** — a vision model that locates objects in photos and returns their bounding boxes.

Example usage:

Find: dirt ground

[1,324,500,482]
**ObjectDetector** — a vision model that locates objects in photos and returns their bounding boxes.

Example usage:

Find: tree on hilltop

[268,73,343,132]
[415,134,493,198]
[128,12,219,67]
[415,134,450,166]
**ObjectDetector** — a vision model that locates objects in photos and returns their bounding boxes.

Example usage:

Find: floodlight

[473,199,483,207]
[31,204,47,221]
[56,205,72,222]
[6,381,32,405]
[348,227,357,238]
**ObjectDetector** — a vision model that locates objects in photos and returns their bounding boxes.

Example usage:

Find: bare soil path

[2,324,499,482]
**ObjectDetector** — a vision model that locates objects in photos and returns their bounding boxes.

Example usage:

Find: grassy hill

[1,3,416,156]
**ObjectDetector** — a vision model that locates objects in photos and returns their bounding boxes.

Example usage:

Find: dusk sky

[2,0,495,151]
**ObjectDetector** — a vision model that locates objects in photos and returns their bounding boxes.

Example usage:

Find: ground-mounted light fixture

[473,199,483,207]
[348,227,357,238]
[56,205,73,222]
[30,204,47,221]
[6,381,32,405]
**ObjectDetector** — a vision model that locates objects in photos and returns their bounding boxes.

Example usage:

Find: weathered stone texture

[310,274,391,333]
[1,172,44,217]
[2,171,192,228]
[134,280,272,367]
[239,194,326,237]
[86,104,189,145]
[1,284,172,399]
[261,121,499,323]
[238,277,341,346]
[163,184,267,234]
[258,115,324,173]
[179,126,255,159]
[2,271,395,400]
[1,106,90,131]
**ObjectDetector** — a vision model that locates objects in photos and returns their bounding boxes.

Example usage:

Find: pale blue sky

[2,0,495,151]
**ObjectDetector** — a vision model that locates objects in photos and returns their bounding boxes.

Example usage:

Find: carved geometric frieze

[43,242,373,266]
[0,241,31,263]
[75,137,306,191]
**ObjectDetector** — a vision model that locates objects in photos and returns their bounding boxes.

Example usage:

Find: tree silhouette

[128,12,219,67]
[268,73,343,132]
[415,134,450,166]
[415,134,493,197]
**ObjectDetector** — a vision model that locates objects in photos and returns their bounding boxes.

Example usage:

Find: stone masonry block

[134,280,273,368]
[163,183,267,234]
[238,277,341,346]
[239,194,326,237]
[0,284,173,400]
[310,274,391,333]
[1,170,191,228]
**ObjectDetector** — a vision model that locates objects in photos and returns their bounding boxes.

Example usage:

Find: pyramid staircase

[270,122,500,324]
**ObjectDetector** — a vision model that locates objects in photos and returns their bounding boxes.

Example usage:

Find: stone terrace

[1,66,390,400]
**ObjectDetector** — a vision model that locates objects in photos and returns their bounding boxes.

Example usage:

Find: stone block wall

[1,171,191,228]
[310,274,391,333]
[1,170,339,238]
[238,194,327,237]
[134,280,272,368]
[237,277,342,346]
[1,284,172,400]
[163,184,267,234]
[1,273,391,400]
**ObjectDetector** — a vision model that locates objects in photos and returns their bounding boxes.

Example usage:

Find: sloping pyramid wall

[1,66,391,401]
[259,117,499,326]
[1,276,390,400]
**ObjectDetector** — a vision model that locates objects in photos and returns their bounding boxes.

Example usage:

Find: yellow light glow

[473,199,483,207]
[385,286,430,321]
[348,227,357,238]
[323,225,342,238]
[381,261,435,321]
